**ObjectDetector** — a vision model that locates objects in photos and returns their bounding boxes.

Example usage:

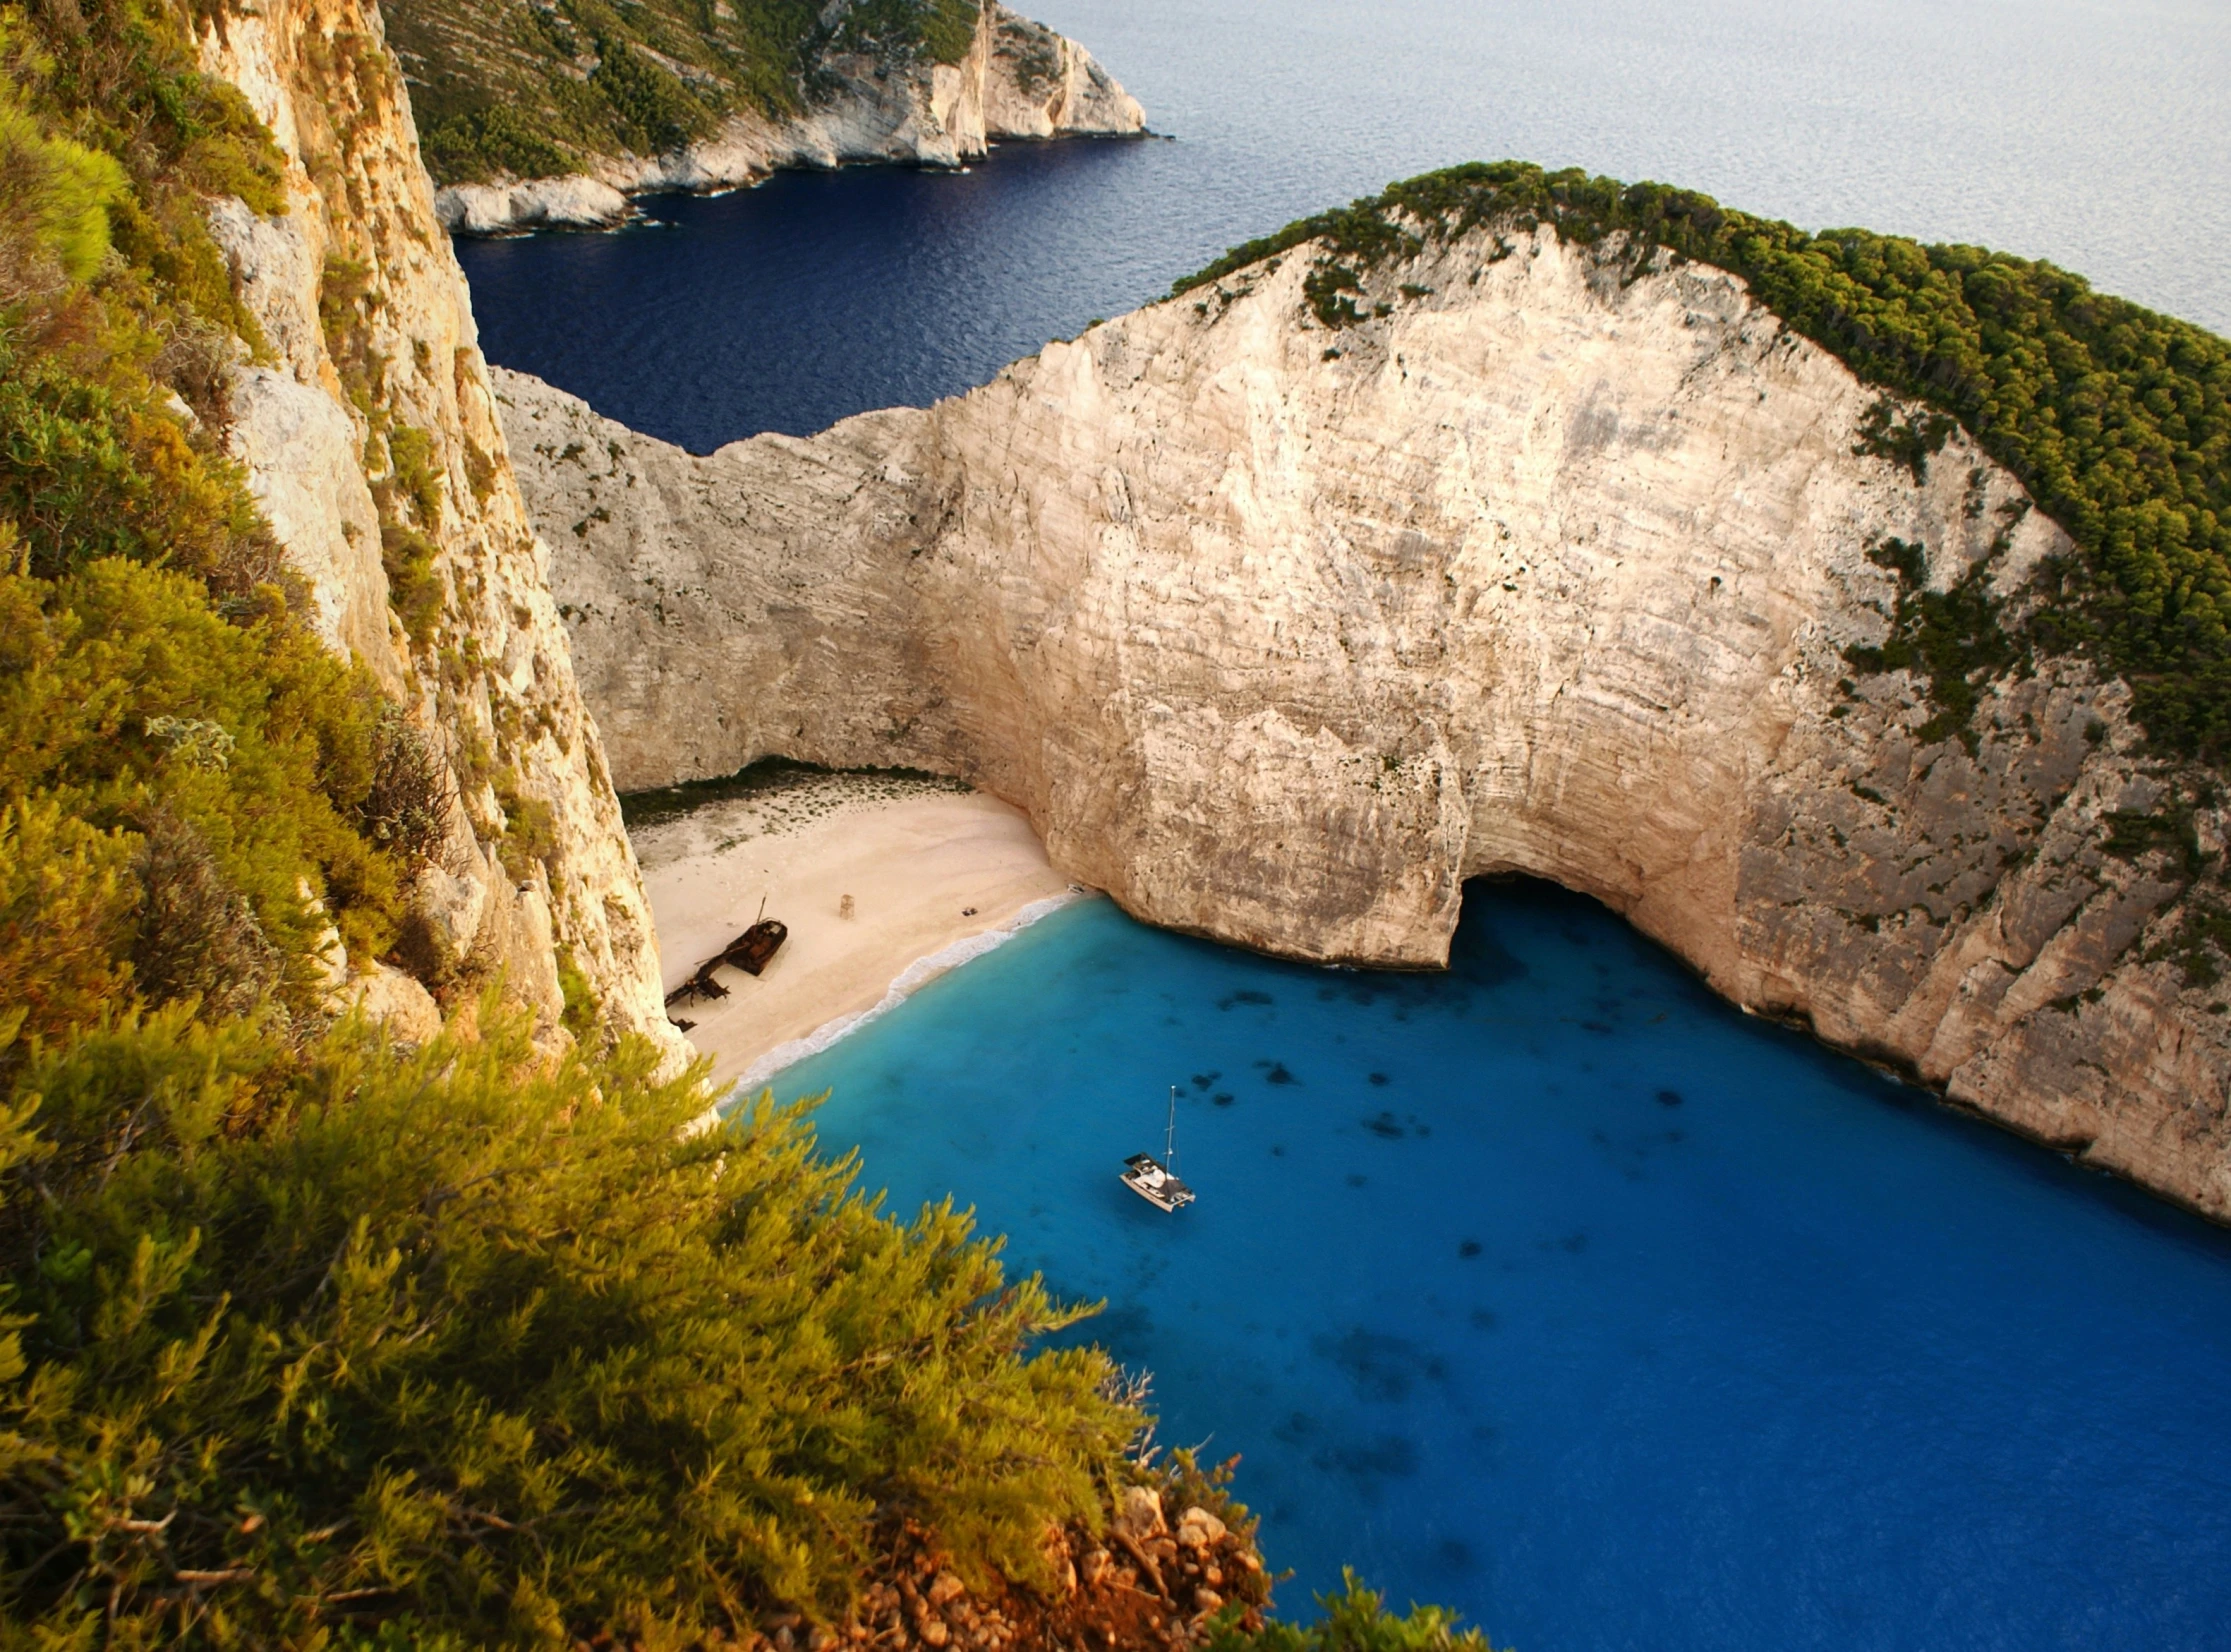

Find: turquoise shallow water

[762,882,2231,1652]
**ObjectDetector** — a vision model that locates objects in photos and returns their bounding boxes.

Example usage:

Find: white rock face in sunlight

[503,222,2231,1217]
[197,0,681,1058]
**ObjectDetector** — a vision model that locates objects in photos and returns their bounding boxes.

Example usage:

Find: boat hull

[722,919,788,976]
[1120,1154,1194,1212]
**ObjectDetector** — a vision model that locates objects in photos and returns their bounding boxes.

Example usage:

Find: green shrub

[493,768,557,879]
[0,1007,1135,1642]
[358,704,452,871]
[0,335,281,592]
[420,103,578,185]
[0,797,139,1066]
[589,34,713,156]
[0,8,1159,1647]
[0,78,126,290]
[320,254,386,419]
[379,521,445,645]
[553,941,599,1039]
[0,559,420,1006]
[385,422,445,528]
[127,803,284,1019]
[1203,1571,1508,1652]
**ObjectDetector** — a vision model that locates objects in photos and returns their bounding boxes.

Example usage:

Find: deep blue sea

[454,2,2231,1643]
[456,0,2231,450]
[764,886,2231,1652]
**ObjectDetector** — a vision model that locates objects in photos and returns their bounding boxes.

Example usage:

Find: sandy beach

[629,771,1081,1095]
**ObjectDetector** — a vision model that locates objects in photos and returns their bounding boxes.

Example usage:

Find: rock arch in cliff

[503,223,2231,1217]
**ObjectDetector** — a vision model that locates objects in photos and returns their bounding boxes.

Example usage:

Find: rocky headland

[415,3,1144,235]
[500,217,2231,1218]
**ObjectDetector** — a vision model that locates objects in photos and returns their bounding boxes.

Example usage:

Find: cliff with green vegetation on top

[1180,163,2231,767]
[391,0,984,184]
[383,0,1144,234]
[514,160,2231,1222]
[1178,162,2231,1042]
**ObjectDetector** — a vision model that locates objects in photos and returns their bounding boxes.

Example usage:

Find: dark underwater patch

[1219,989,1274,1010]
[1657,1087,1685,1107]
[1364,1112,1404,1139]
[1264,1062,1298,1084]
[1315,1434,1421,1485]
[1458,1239,1482,1258]
[1449,921,1528,987]
[1213,1093,1234,1107]
[1077,1300,1155,1358]
[1368,1071,1390,1086]
[1192,1071,1221,1090]
[1314,1328,1445,1402]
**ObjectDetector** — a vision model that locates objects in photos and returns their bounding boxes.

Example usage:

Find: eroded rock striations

[197,0,678,1054]
[503,226,2231,1216]
[431,5,1144,235]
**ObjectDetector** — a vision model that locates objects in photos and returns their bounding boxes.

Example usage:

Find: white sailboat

[1121,1085,1196,1212]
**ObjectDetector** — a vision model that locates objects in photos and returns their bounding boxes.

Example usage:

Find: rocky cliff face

[502,226,2231,1217]
[195,0,678,1055]
[433,4,1143,235]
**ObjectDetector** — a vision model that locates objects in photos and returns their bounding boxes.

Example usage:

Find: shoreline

[431,3,1150,238]
[724,887,1086,1105]
[630,770,1083,1099]
[438,132,1165,240]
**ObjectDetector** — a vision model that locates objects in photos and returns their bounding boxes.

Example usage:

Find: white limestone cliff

[500,226,2231,1217]
[195,0,680,1057]
[433,4,1145,236]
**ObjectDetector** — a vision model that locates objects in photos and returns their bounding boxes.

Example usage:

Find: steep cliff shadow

[1459,875,2231,1242]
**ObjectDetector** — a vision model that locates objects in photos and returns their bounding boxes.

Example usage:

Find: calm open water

[456,0,2231,451]
[765,886,2231,1651]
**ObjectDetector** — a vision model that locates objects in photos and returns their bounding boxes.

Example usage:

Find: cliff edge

[504,221,2231,1216]
[197,0,679,1054]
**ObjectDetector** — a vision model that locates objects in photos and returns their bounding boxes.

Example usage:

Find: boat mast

[1166,1084,1178,1172]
